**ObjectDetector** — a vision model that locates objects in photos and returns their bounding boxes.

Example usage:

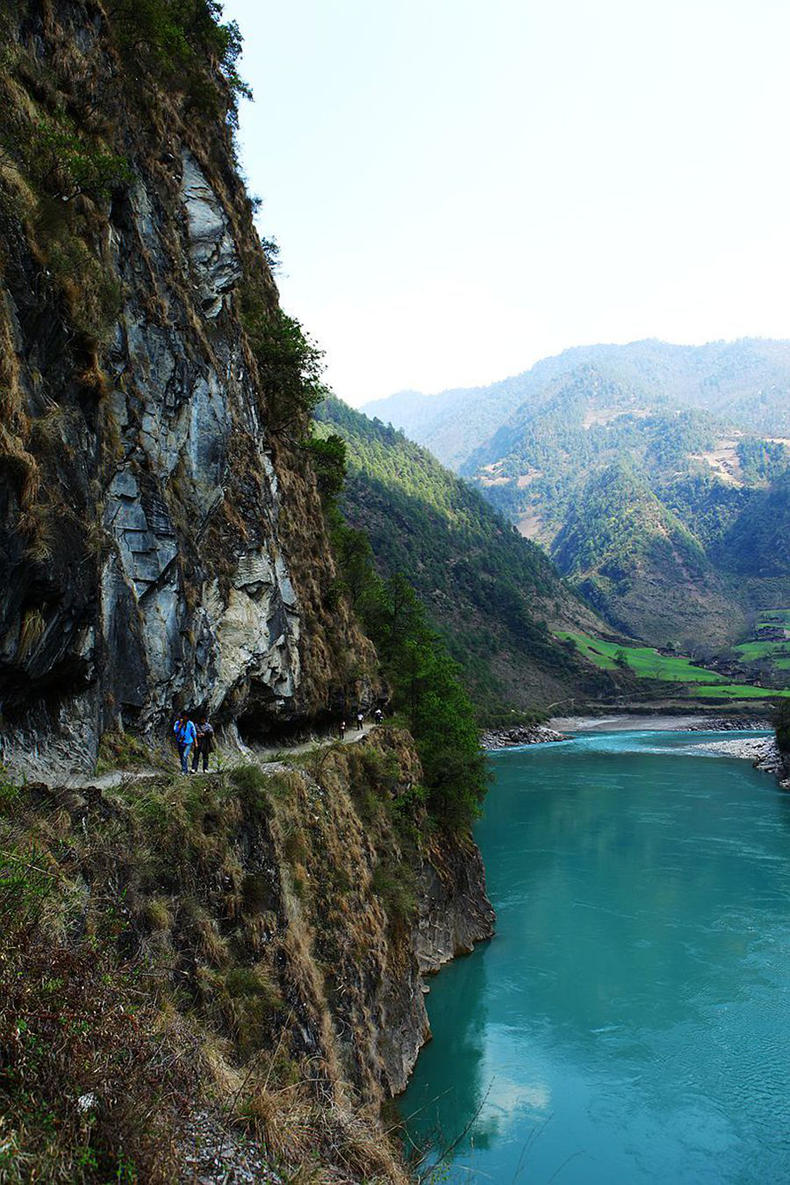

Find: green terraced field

[557,632,727,682]
[734,640,790,669]
[557,631,790,698]
[756,608,790,629]
[691,683,790,699]
[733,607,790,673]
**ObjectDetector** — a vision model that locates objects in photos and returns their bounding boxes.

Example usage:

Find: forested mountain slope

[316,398,617,713]
[364,341,790,652]
[551,462,745,648]
[364,338,790,469]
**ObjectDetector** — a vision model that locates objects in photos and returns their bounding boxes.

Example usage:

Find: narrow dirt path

[70,722,379,790]
[252,721,375,762]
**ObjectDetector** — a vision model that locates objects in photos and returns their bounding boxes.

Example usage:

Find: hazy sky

[226,0,790,405]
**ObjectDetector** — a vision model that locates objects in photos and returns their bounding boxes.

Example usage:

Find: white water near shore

[549,714,783,770]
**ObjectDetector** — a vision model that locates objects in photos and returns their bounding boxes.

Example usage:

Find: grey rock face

[352,831,494,1098]
[416,838,496,977]
[373,834,495,1096]
[98,167,305,743]
[180,151,242,319]
[1,143,331,780]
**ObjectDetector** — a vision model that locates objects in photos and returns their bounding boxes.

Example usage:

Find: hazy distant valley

[364,339,790,678]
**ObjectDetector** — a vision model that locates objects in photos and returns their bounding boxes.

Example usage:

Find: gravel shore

[549,714,769,733]
[685,735,790,787]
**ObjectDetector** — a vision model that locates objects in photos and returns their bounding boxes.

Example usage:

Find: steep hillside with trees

[364,342,790,651]
[551,463,744,648]
[316,398,617,714]
[364,338,790,469]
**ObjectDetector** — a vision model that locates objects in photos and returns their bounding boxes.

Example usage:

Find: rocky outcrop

[417,834,495,976]
[370,830,495,1096]
[755,740,790,788]
[689,734,790,789]
[0,3,376,781]
[480,723,568,749]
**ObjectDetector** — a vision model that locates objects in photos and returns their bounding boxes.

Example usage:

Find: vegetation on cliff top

[105,0,250,124]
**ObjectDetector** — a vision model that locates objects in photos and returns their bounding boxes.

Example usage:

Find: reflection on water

[404,948,492,1154]
[403,730,790,1184]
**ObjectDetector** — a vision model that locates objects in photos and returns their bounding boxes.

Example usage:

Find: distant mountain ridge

[362,339,790,652]
[363,338,790,470]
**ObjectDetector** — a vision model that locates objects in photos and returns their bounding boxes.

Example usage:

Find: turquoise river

[403,729,790,1184]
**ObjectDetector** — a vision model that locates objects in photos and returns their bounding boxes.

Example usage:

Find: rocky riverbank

[550,713,772,733]
[687,734,790,788]
[685,717,768,732]
[481,724,568,750]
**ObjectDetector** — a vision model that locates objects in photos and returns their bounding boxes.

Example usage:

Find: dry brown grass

[237,1082,410,1185]
[0,916,195,1184]
[16,607,45,660]
[0,729,426,1183]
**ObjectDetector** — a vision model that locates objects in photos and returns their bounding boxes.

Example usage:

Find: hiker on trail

[356,709,364,732]
[192,713,215,773]
[173,712,197,774]
[374,707,382,725]
[339,719,346,740]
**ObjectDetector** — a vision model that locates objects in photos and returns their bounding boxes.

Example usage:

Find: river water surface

[403,730,790,1184]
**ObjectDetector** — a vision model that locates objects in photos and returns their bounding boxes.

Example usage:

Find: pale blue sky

[226,0,790,405]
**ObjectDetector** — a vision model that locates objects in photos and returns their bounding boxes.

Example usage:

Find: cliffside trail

[0,6,495,1181]
[0,0,378,783]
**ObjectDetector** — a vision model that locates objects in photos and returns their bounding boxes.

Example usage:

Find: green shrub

[0,765,21,817]
[0,843,55,938]
[96,729,158,775]
[241,286,327,434]
[1,111,130,204]
[372,862,417,929]
[776,701,790,754]
[304,433,347,502]
[229,763,274,812]
[106,0,250,124]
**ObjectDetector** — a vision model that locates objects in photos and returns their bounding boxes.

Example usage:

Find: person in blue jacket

[173,712,197,774]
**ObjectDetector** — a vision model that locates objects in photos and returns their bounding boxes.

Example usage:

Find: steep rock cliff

[0,1,376,780]
[0,10,497,1181]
